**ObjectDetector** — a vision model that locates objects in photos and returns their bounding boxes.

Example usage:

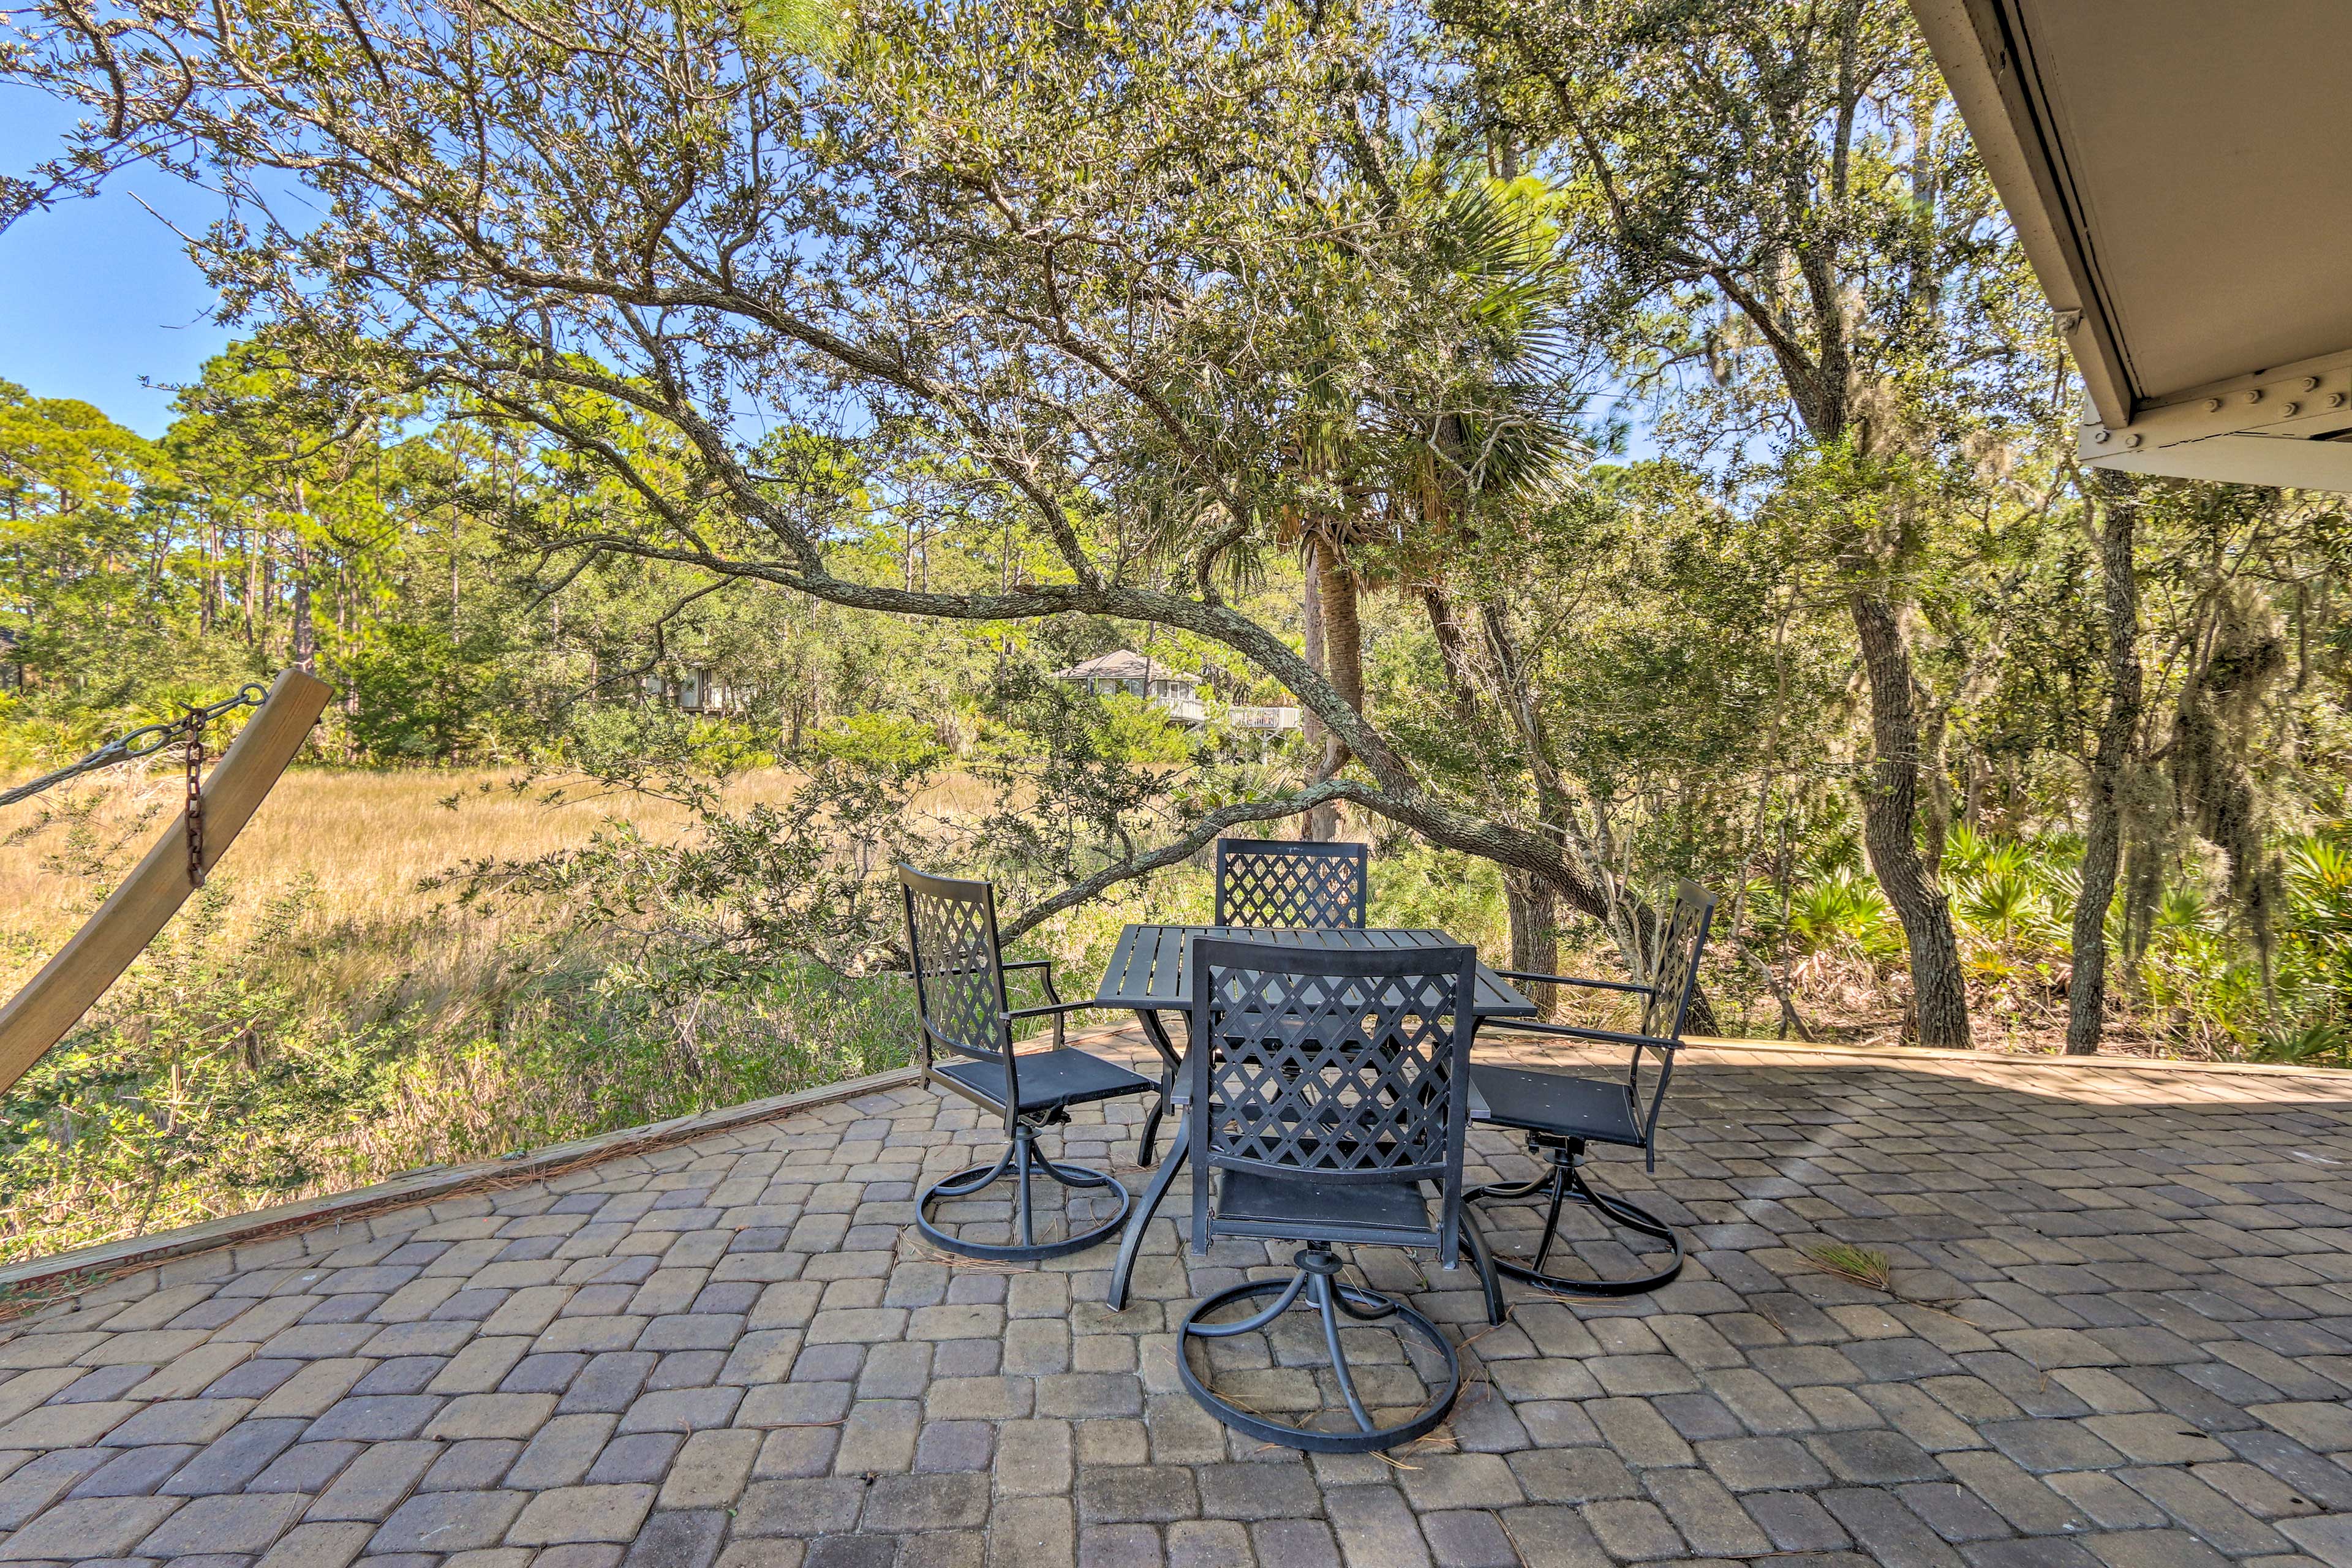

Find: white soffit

[1913,0,2352,490]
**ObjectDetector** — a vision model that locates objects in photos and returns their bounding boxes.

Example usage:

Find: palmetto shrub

[1763,821,2352,1060]
[1784,869,1907,962]
[2264,829,2352,1065]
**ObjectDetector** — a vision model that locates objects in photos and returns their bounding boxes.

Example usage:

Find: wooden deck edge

[0,1063,928,1299]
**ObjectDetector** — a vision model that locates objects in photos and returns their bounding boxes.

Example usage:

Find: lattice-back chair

[899,865,1156,1260]
[1120,837,1370,1171]
[1465,880,1716,1295]
[1213,837,1369,930]
[1174,939,1502,1453]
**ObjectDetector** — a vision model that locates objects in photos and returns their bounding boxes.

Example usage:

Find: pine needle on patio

[1796,1239,1894,1293]
[909,1246,1028,1274]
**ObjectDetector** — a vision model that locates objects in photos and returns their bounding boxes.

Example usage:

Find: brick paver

[0,1035,2346,1567]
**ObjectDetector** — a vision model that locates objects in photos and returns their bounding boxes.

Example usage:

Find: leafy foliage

[0,825,918,1263]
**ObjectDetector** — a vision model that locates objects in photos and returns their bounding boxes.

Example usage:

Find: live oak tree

[1438,0,2067,1046]
[4,0,1670,940]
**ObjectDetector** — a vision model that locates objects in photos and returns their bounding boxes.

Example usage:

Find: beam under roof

[1913,0,2352,489]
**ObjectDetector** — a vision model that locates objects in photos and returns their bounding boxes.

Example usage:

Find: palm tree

[1283,170,1589,838]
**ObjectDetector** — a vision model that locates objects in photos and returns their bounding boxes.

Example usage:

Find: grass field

[0,764,920,1262]
[4,762,779,966]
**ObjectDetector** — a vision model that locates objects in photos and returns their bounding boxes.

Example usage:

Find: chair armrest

[1001,997,1091,1052]
[1000,957,1064,1006]
[1000,1000,1094,1022]
[1489,1019,1675,1052]
[1494,968,1655,995]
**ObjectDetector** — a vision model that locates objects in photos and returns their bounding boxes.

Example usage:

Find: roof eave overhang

[1912,0,2135,431]
[1913,0,2352,491]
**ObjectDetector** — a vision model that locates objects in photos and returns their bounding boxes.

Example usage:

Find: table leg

[1131,1007,1183,1167]
[1107,1118,1188,1311]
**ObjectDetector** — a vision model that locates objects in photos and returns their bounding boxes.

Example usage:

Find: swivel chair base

[1178,1246,1460,1453]
[1468,1133,1683,1295]
[917,1121,1132,1261]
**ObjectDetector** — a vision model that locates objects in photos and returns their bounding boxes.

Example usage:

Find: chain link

[0,684,268,810]
[186,716,208,888]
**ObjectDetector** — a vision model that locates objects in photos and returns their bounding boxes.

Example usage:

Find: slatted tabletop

[1092,923,1537,1019]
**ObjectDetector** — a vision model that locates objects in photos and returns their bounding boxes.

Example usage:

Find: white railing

[1150,691,1207,724]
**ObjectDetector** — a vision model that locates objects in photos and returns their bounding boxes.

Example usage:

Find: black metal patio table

[1096,922,1536,1308]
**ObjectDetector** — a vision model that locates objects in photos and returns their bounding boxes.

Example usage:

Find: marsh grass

[0,764,918,1262]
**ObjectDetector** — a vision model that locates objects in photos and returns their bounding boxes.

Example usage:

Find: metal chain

[0,684,268,810]
[185,715,207,888]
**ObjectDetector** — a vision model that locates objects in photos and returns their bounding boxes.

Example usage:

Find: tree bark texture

[1849,590,1970,1047]
[1502,869,1559,1017]
[1918,702,1951,881]
[1303,532,1361,842]
[1297,548,1329,840]
[2067,470,2144,1055]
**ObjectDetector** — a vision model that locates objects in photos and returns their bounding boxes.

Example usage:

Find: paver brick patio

[0,1035,2347,1568]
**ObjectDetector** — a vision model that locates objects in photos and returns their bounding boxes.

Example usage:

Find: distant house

[643,666,750,715]
[1050,650,1206,724]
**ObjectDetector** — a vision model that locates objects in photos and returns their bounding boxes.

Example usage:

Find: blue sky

[1,92,235,435]
[2,88,1662,459]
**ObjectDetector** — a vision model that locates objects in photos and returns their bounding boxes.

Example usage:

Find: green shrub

[1784,869,1904,962]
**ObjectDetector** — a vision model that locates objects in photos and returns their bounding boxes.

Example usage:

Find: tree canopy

[6,0,2351,1065]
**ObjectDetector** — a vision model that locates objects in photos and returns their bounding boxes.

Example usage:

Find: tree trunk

[1313,534,1365,720]
[1850,590,1970,1047]
[1302,533,1362,842]
[199,524,217,635]
[2067,470,2144,1055]
[1298,549,1325,839]
[1502,870,1559,1017]
[1419,587,1482,723]
[290,537,317,676]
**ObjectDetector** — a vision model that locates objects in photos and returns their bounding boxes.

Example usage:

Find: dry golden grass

[0,763,971,1261]
[2,763,1000,999]
[1,766,790,1000]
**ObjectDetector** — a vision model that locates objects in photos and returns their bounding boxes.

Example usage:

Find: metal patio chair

[1176,939,1502,1453]
[1467,880,1716,1295]
[899,864,1156,1261]
[1130,837,1372,1169]
[1213,837,1370,930]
